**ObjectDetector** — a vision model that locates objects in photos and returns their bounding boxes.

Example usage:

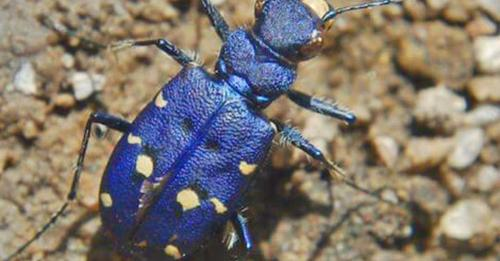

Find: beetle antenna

[322,0,402,23]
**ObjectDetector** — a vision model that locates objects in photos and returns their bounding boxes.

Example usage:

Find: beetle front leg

[201,0,231,41]
[5,112,131,261]
[111,38,196,67]
[287,89,356,125]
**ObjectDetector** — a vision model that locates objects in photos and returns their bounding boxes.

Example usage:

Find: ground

[0,0,499,260]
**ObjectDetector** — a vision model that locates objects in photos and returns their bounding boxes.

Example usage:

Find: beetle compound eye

[298,30,324,60]
[255,0,266,16]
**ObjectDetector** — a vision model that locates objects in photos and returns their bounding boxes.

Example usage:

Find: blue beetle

[6,0,400,260]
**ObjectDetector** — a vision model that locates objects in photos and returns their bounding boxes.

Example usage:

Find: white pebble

[13,62,37,95]
[70,72,106,101]
[474,36,500,74]
[440,199,493,241]
[476,166,500,192]
[447,128,485,169]
[464,105,500,126]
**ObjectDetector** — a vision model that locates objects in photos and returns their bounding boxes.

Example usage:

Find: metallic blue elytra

[100,66,275,258]
[5,0,400,260]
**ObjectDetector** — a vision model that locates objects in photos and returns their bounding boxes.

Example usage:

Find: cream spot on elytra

[176,188,200,211]
[164,244,181,259]
[136,154,154,178]
[100,193,113,207]
[155,92,168,108]
[239,161,257,176]
[127,133,142,145]
[209,197,227,214]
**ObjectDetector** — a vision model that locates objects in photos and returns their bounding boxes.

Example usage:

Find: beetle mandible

[6,0,401,260]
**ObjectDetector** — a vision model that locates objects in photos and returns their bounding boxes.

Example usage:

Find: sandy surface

[0,0,499,260]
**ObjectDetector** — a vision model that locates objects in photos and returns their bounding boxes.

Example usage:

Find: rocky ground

[0,0,499,260]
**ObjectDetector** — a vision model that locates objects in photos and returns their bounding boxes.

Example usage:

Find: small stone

[53,93,76,109]
[403,0,427,20]
[371,135,399,168]
[406,176,449,221]
[474,36,500,74]
[464,105,500,127]
[439,199,495,250]
[402,137,454,172]
[413,87,466,133]
[447,128,485,169]
[70,72,106,101]
[397,22,473,89]
[486,121,500,142]
[139,0,178,22]
[443,1,469,23]
[465,15,497,37]
[477,0,500,22]
[425,0,449,12]
[472,166,500,192]
[13,62,37,95]
[480,144,500,165]
[61,53,75,69]
[467,76,500,103]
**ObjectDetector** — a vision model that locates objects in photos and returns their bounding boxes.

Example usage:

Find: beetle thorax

[216,29,296,107]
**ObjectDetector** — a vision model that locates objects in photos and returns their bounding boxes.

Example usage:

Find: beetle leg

[5,112,131,261]
[287,89,356,125]
[271,120,346,180]
[111,38,196,66]
[201,0,231,41]
[271,120,404,206]
[231,213,253,251]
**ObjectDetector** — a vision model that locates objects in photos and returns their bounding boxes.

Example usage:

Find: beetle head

[253,0,333,62]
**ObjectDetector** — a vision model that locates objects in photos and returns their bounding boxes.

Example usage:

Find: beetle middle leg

[4,112,131,261]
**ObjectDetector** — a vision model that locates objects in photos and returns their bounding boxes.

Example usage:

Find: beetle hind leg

[4,112,132,261]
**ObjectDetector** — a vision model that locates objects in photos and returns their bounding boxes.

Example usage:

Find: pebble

[70,72,106,101]
[465,15,497,37]
[447,128,485,169]
[138,0,178,22]
[12,62,37,95]
[61,53,75,69]
[53,93,76,109]
[413,87,466,133]
[425,0,449,12]
[472,166,500,192]
[477,0,500,22]
[463,105,500,127]
[397,22,473,89]
[467,76,500,103]
[403,0,427,20]
[402,137,454,172]
[443,1,469,23]
[474,36,500,74]
[406,176,449,221]
[439,199,496,250]
[371,135,399,168]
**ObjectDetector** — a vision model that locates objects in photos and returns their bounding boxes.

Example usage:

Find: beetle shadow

[55,164,336,261]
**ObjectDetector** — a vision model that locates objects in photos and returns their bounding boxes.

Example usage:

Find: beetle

[6,0,401,260]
